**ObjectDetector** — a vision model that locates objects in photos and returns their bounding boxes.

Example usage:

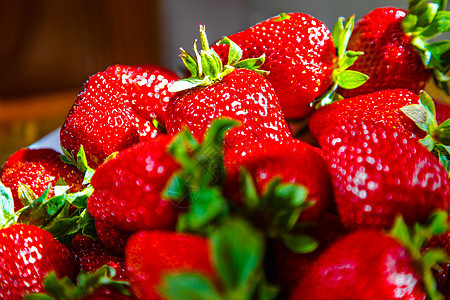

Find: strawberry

[309,89,424,141]
[127,218,274,300]
[338,2,450,98]
[0,223,74,299]
[67,235,127,280]
[317,118,450,229]
[95,220,132,257]
[211,13,367,120]
[224,138,332,223]
[164,119,319,257]
[87,135,181,233]
[125,230,215,300]
[0,148,84,210]
[166,26,292,147]
[60,64,179,168]
[433,100,450,126]
[291,213,448,300]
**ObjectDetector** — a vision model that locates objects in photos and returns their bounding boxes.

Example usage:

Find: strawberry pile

[1,1,450,299]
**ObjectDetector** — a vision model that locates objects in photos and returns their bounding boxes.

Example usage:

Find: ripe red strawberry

[87,135,181,233]
[0,148,84,210]
[309,89,424,141]
[0,223,74,299]
[125,231,215,300]
[291,229,432,299]
[225,138,332,222]
[166,26,292,146]
[339,3,450,98]
[434,100,450,125]
[211,13,340,120]
[318,118,450,229]
[95,220,132,257]
[68,235,127,280]
[60,64,179,168]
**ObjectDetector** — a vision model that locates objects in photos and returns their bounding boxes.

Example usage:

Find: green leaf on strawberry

[169,25,267,93]
[24,265,130,300]
[164,118,239,234]
[313,15,369,109]
[159,218,278,300]
[211,218,264,291]
[390,210,449,300]
[61,145,95,185]
[404,0,450,94]
[0,181,16,227]
[159,273,222,300]
[239,168,318,254]
[17,182,38,206]
[401,91,450,174]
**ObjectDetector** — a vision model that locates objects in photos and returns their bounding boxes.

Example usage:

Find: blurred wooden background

[0,0,448,164]
[0,0,162,163]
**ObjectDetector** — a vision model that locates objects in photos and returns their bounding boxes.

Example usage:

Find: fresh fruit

[68,235,127,280]
[166,26,292,147]
[87,135,181,233]
[309,89,424,141]
[338,3,450,98]
[60,64,179,168]
[224,138,332,222]
[434,100,450,125]
[0,148,84,210]
[211,13,346,119]
[291,213,448,300]
[95,220,132,257]
[0,223,74,299]
[318,118,450,229]
[125,230,215,299]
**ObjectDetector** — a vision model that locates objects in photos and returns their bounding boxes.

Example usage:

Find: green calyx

[273,12,291,22]
[239,168,318,254]
[0,181,16,228]
[312,15,369,109]
[400,91,450,175]
[158,218,279,300]
[389,211,449,300]
[403,0,450,94]
[0,145,97,241]
[169,25,268,93]
[61,145,95,185]
[24,265,130,300]
[163,118,240,234]
[160,118,320,299]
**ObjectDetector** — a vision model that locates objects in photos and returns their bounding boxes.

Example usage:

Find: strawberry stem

[390,211,449,300]
[169,25,267,93]
[311,15,368,109]
[401,91,450,175]
[404,0,450,95]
